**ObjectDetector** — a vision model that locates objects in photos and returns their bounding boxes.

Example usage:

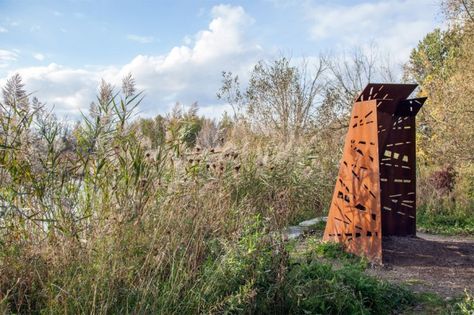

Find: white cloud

[1,5,263,119]
[0,26,8,33]
[0,50,17,61]
[0,63,112,116]
[126,34,155,44]
[117,5,260,112]
[0,49,17,68]
[118,4,261,116]
[198,103,234,119]
[306,0,439,63]
[33,53,45,61]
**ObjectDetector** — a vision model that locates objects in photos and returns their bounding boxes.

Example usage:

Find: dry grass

[0,77,333,313]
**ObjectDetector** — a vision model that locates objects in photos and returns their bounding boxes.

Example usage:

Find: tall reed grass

[0,75,335,313]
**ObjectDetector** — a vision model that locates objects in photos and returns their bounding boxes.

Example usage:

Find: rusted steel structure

[323,83,426,263]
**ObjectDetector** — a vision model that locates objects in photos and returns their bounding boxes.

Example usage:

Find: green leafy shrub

[417,204,474,235]
[281,240,414,315]
[455,290,474,315]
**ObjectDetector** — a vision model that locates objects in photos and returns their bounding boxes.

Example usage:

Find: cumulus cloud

[118,4,262,117]
[120,7,258,85]
[126,34,155,44]
[0,63,115,117]
[306,0,439,63]
[1,5,262,119]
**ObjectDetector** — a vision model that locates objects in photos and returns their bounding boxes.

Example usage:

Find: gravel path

[368,233,474,298]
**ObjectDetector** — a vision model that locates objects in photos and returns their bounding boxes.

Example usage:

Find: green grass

[298,239,474,315]
[417,205,474,235]
[182,231,418,315]
[1,74,472,314]
[163,226,417,314]
[402,292,452,315]
[456,290,474,314]
[401,290,474,315]
[284,238,415,315]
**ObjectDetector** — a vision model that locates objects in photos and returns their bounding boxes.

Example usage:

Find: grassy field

[417,205,474,236]
[0,75,473,314]
[2,21,474,310]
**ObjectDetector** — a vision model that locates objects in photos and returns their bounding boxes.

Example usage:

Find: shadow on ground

[368,233,474,298]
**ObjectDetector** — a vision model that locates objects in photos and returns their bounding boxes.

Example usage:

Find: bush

[417,163,474,235]
[455,290,474,315]
[0,75,331,313]
[417,204,474,235]
[281,240,414,315]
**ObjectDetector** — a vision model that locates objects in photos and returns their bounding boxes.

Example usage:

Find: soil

[368,232,474,298]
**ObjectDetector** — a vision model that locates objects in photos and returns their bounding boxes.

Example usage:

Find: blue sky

[0,0,442,119]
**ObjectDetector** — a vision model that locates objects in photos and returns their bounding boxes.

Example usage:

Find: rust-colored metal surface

[323,99,383,262]
[323,83,426,263]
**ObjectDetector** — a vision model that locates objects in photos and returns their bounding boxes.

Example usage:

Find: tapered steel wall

[323,83,426,263]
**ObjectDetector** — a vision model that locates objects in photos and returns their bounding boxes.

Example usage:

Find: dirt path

[368,233,474,298]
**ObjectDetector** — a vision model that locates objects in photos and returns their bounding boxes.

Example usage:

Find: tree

[443,0,474,23]
[317,47,396,131]
[405,25,473,165]
[403,28,461,85]
[218,57,325,140]
[404,4,474,209]
[136,115,166,149]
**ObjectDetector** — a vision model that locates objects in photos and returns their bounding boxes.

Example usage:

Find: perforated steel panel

[323,84,426,263]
